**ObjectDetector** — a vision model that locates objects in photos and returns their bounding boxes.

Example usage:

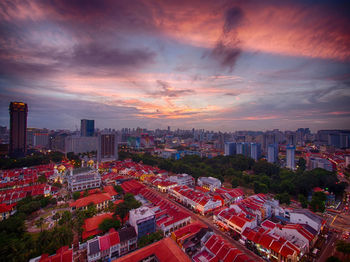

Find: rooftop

[113,237,191,262]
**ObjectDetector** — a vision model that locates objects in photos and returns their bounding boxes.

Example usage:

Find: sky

[0,0,349,132]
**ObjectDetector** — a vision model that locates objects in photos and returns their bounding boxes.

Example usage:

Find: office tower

[9,102,28,158]
[250,143,261,161]
[267,144,278,163]
[97,132,118,162]
[80,119,95,137]
[236,142,250,157]
[224,142,236,156]
[286,145,295,170]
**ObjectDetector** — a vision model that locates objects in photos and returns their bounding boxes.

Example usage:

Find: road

[318,232,339,262]
[148,187,265,262]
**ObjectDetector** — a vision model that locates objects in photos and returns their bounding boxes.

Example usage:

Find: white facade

[169,173,194,186]
[67,168,101,192]
[309,157,333,172]
[197,176,221,191]
[267,144,278,163]
[129,206,155,235]
[289,209,323,233]
[286,145,295,170]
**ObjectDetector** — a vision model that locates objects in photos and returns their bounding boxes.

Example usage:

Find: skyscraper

[250,143,261,161]
[80,119,95,137]
[97,132,118,162]
[224,142,236,156]
[286,145,295,170]
[267,144,278,163]
[9,102,28,158]
[236,142,250,157]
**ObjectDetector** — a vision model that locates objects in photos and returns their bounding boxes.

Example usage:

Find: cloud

[71,42,156,68]
[148,80,195,98]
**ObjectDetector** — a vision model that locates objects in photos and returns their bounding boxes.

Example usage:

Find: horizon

[0,0,349,132]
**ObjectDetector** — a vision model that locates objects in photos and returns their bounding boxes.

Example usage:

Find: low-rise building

[69,193,112,211]
[87,228,120,262]
[114,237,191,262]
[289,209,325,233]
[29,246,73,262]
[168,173,195,187]
[118,226,137,256]
[67,167,101,192]
[197,176,221,192]
[129,206,156,239]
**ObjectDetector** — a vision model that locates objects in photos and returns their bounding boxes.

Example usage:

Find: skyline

[0,0,350,132]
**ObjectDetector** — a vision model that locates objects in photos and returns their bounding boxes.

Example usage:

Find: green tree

[310,192,326,212]
[73,191,80,200]
[297,157,306,173]
[326,256,341,262]
[83,189,89,197]
[114,185,124,195]
[298,194,308,208]
[35,217,45,232]
[276,192,290,205]
[114,202,129,224]
[138,230,163,248]
[52,212,61,224]
[98,218,121,233]
[336,240,350,257]
[37,174,47,183]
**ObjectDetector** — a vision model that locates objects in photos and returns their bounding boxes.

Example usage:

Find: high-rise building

[80,119,95,137]
[267,144,278,163]
[9,102,28,158]
[236,142,250,157]
[224,142,236,156]
[97,132,118,162]
[250,143,261,161]
[286,145,295,170]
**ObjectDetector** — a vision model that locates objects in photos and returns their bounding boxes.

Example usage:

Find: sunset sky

[0,0,349,132]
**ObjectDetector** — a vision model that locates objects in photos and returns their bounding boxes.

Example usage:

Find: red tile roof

[70,193,111,208]
[113,237,190,262]
[82,213,113,240]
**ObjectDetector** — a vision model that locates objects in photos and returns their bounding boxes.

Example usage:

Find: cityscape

[1,1,350,262]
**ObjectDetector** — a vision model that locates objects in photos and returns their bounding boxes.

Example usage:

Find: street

[149,187,265,262]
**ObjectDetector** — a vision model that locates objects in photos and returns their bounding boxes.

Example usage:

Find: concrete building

[236,142,250,157]
[289,209,324,233]
[224,142,236,156]
[250,142,261,161]
[65,136,97,154]
[9,102,28,158]
[168,173,194,187]
[97,132,118,162]
[67,167,101,192]
[309,157,333,172]
[267,143,278,163]
[286,145,295,170]
[197,176,221,192]
[129,206,156,239]
[81,119,95,137]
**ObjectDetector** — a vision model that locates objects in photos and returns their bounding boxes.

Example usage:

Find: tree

[310,192,326,212]
[73,191,80,200]
[52,212,61,224]
[114,202,129,224]
[297,157,306,173]
[83,189,89,197]
[85,203,97,218]
[276,192,290,205]
[37,174,47,183]
[114,185,124,195]
[326,256,342,262]
[231,177,239,188]
[298,194,308,208]
[138,230,163,248]
[35,217,44,232]
[98,218,121,233]
[336,240,350,257]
